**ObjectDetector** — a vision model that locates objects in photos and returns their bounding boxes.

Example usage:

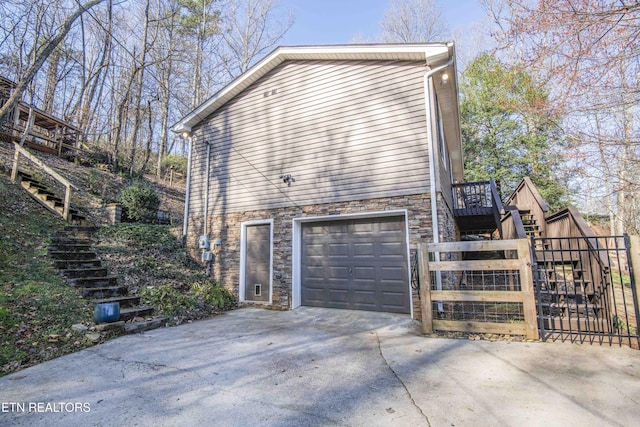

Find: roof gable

[172,43,455,133]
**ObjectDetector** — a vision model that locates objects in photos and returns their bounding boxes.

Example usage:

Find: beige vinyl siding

[189,60,431,215]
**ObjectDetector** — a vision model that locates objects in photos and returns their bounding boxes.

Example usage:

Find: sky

[278,0,488,46]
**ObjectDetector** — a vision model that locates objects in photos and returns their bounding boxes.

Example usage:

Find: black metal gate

[532,235,640,348]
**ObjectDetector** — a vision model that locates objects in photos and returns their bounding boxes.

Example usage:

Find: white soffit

[172,43,453,133]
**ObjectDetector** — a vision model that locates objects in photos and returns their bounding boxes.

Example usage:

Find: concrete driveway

[1,307,639,427]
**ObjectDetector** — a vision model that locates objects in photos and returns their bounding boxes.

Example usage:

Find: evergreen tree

[460,52,567,209]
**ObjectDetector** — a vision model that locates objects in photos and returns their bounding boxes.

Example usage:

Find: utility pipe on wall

[203,140,213,276]
[203,140,212,237]
[181,134,193,245]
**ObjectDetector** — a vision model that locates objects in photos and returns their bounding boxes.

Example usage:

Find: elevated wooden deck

[0,76,79,157]
[452,180,504,234]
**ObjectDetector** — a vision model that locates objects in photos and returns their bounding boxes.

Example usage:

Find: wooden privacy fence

[417,239,539,340]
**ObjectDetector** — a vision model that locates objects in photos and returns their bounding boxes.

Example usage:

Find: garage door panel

[380,266,405,281]
[301,216,410,314]
[329,266,350,279]
[380,241,405,256]
[350,221,374,234]
[354,242,375,256]
[353,266,376,280]
[304,243,324,257]
[304,287,327,304]
[328,288,350,302]
[353,290,376,304]
[328,243,349,257]
[304,266,326,280]
[380,291,408,311]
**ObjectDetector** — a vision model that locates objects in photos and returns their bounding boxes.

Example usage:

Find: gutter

[423,49,454,312]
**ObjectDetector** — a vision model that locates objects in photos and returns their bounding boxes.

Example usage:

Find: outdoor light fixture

[280,174,295,186]
[441,72,449,84]
[181,130,191,139]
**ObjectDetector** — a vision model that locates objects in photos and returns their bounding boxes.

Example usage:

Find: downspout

[181,134,193,246]
[423,53,454,314]
[203,140,212,276]
[203,140,211,237]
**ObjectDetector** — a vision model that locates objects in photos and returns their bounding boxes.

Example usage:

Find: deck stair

[16,170,87,224]
[532,244,608,334]
[49,226,164,333]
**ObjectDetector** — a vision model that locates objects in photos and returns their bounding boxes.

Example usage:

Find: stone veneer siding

[186,192,458,321]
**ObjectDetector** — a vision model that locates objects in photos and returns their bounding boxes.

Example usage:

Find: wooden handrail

[12,143,77,189]
[489,180,504,214]
[502,206,528,239]
[11,143,77,221]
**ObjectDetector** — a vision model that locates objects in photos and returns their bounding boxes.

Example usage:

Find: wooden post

[57,125,63,156]
[627,235,640,336]
[418,243,433,334]
[10,149,19,181]
[517,238,540,340]
[63,184,71,221]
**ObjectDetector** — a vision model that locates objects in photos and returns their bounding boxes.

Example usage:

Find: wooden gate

[417,239,539,340]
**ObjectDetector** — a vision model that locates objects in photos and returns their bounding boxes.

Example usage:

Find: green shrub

[160,154,188,177]
[99,223,180,251]
[139,285,197,318]
[191,280,235,310]
[118,181,160,223]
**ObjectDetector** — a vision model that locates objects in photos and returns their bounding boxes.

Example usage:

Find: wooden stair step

[69,276,119,288]
[62,267,108,279]
[81,285,128,299]
[535,252,581,263]
[48,243,92,252]
[91,295,141,308]
[49,250,97,260]
[23,182,49,192]
[123,317,165,333]
[50,236,91,245]
[41,193,63,202]
[63,226,98,234]
[119,306,155,322]
[541,315,610,333]
[54,259,102,269]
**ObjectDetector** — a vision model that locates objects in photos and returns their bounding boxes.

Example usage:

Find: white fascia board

[171,43,454,134]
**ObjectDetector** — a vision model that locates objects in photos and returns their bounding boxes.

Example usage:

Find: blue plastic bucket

[94,302,120,323]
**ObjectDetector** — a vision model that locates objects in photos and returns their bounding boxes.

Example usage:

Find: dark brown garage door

[301,216,410,313]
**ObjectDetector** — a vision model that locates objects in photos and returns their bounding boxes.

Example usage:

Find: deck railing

[453,180,504,234]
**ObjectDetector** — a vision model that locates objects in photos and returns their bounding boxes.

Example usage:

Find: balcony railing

[453,181,503,214]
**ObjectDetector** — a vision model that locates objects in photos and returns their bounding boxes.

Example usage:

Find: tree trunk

[128,0,151,177]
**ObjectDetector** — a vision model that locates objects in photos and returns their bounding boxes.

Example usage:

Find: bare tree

[178,0,221,108]
[218,0,294,79]
[0,0,105,122]
[486,0,640,233]
[380,0,447,43]
[128,0,152,176]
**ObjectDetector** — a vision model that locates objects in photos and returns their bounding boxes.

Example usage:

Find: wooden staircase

[18,171,88,224]
[49,226,164,333]
[533,247,608,333]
